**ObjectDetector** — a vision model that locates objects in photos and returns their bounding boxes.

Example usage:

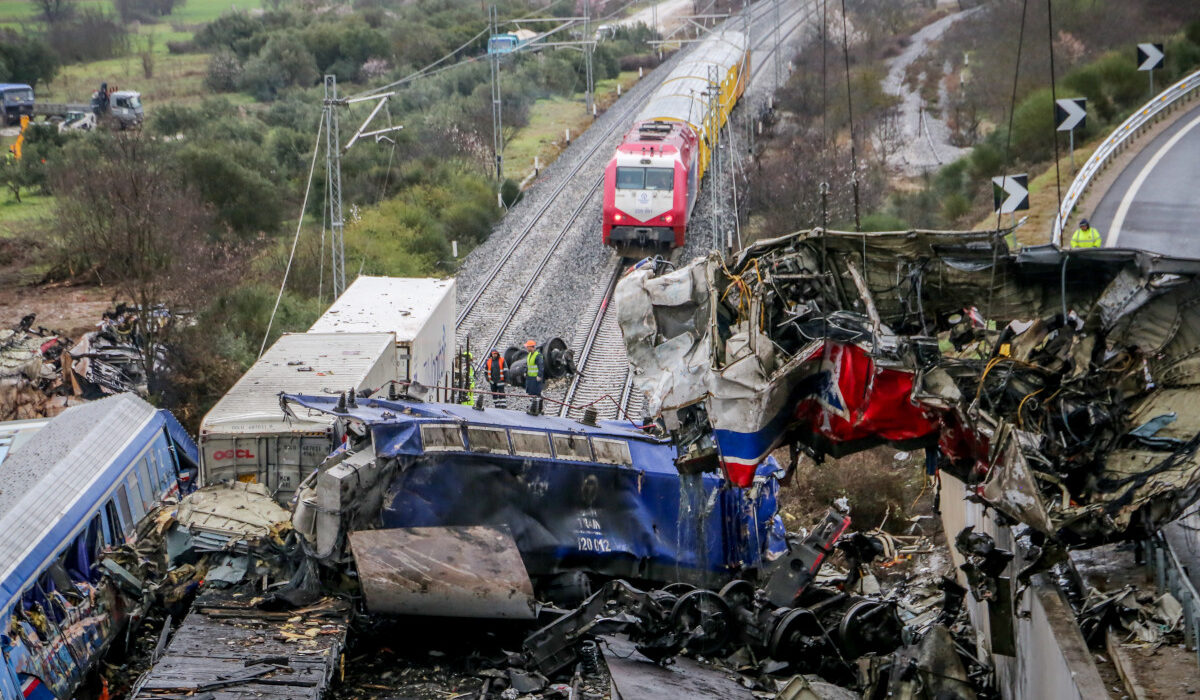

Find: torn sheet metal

[175,481,291,540]
[616,229,1200,546]
[349,526,537,620]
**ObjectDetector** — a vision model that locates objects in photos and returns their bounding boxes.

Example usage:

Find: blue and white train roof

[0,394,198,617]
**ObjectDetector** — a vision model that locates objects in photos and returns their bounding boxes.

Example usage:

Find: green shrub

[177,143,284,236]
[205,50,243,92]
[500,178,522,208]
[237,31,318,100]
[859,212,908,232]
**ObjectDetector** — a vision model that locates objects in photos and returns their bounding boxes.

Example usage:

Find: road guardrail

[1052,69,1200,246]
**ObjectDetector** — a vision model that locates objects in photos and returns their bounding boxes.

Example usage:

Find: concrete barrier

[939,473,1110,700]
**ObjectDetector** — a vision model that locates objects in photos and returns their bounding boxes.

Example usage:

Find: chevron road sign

[1055,98,1086,132]
[992,174,1029,215]
[1137,43,1164,71]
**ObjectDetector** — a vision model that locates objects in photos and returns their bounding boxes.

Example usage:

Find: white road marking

[1108,113,1200,246]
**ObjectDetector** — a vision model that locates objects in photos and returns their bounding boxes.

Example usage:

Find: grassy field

[504,71,641,182]
[0,0,261,34]
[34,51,264,106]
[0,191,54,235]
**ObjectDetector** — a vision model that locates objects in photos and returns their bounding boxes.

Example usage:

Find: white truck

[309,276,455,397]
[199,332,397,502]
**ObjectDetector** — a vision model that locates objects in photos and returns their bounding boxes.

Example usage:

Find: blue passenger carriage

[0,394,199,699]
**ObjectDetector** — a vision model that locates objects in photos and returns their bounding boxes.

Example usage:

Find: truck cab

[91,87,143,129]
[108,90,143,128]
[0,84,34,126]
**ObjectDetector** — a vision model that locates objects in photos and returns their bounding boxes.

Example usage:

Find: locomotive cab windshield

[615,167,674,191]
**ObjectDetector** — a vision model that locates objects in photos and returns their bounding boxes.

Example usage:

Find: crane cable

[260,112,324,359]
[838,0,861,235]
[987,0,1029,324]
[1047,0,1063,230]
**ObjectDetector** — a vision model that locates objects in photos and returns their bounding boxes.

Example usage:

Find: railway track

[559,0,818,419]
[456,0,816,415]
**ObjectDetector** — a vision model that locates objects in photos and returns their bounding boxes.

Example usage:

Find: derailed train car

[0,394,198,699]
[284,394,786,617]
[602,31,749,249]
[616,229,1200,549]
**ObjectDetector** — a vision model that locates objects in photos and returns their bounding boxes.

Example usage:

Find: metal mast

[707,66,724,252]
[490,5,504,180]
[323,74,346,299]
[584,0,594,116]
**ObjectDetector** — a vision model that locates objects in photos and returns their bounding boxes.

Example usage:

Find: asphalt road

[1088,99,1200,257]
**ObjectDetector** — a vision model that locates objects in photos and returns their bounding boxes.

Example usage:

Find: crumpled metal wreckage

[616,229,1200,549]
[520,513,984,699]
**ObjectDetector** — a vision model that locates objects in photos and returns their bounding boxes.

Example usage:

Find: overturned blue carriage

[0,394,199,700]
[283,394,786,617]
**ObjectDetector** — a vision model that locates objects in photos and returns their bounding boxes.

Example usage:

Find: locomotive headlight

[614,212,624,222]
[663,214,674,224]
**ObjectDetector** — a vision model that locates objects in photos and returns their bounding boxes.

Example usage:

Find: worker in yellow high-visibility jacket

[1070,219,1102,248]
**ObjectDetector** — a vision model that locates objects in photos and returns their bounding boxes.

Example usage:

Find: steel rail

[559,263,625,416]
[460,0,810,352]
[456,0,796,330]
[560,0,818,419]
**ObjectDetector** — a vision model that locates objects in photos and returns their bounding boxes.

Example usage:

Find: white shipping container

[309,276,455,392]
[200,332,397,501]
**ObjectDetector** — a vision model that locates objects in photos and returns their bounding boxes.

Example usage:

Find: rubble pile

[0,305,169,418]
[616,230,1200,552]
[97,482,350,698]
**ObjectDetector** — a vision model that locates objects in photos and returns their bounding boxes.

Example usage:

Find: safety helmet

[1080,219,1090,227]
[490,348,500,354]
[524,340,536,348]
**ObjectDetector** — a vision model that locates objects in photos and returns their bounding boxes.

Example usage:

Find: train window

[615,167,644,189]
[511,430,552,458]
[102,501,122,544]
[126,473,147,520]
[139,456,158,506]
[115,485,134,532]
[644,168,674,191]
[592,438,633,466]
[467,427,510,455]
[552,433,592,462]
[420,424,465,452]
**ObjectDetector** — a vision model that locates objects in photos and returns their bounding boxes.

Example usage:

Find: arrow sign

[1137,43,1164,71]
[992,174,1028,214]
[1055,98,1086,131]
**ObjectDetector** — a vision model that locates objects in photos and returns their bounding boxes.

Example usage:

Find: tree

[1,155,37,203]
[33,0,74,24]
[51,134,244,396]
[205,50,243,91]
[176,141,285,237]
[0,31,59,87]
[45,9,127,63]
[237,31,319,100]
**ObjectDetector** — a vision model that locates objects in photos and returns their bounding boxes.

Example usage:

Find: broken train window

[591,437,633,466]
[467,427,510,455]
[420,424,465,452]
[511,430,552,458]
[552,433,593,462]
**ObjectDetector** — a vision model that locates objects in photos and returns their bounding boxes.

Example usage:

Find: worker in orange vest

[486,348,507,409]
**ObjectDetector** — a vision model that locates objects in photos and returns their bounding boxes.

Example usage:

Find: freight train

[602,31,749,249]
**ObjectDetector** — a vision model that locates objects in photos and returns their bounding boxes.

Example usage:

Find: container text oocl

[211,449,256,460]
